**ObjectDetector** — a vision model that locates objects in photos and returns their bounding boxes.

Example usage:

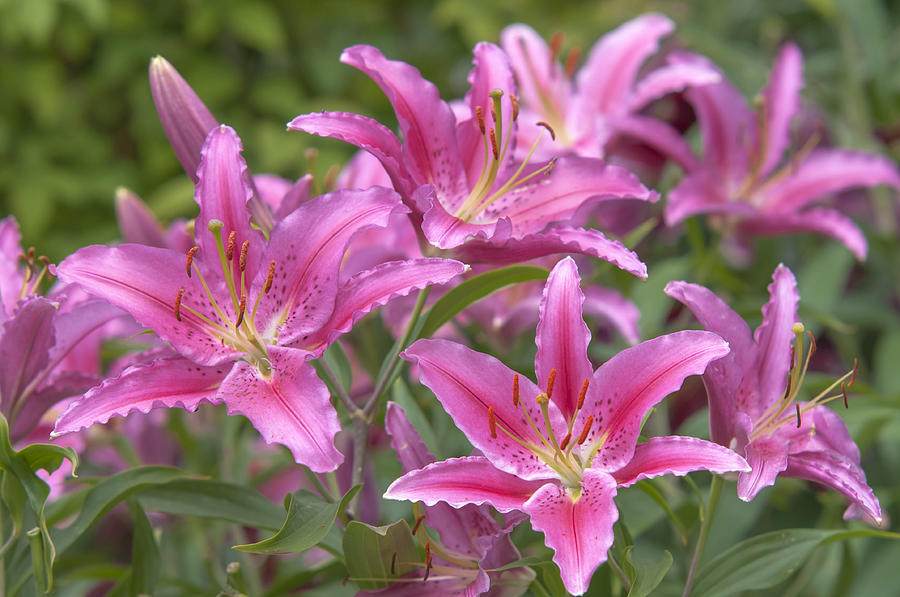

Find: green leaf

[127,499,159,596]
[17,443,78,478]
[342,519,418,590]
[623,545,672,597]
[53,466,187,553]
[693,528,900,597]
[417,265,549,339]
[234,486,359,554]
[138,478,285,530]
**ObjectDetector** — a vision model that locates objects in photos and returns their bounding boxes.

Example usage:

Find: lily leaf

[342,519,418,590]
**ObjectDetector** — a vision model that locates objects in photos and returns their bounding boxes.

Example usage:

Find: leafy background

[1,0,899,595]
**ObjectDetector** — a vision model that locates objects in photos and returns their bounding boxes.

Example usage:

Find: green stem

[682,474,724,597]
[318,355,360,417]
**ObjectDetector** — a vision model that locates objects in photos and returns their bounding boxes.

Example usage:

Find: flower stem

[682,473,724,597]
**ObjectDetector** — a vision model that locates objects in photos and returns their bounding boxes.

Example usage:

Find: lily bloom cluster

[5,10,895,597]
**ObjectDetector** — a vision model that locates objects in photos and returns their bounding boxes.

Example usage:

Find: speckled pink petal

[535,258,593,419]
[613,436,749,487]
[57,244,243,366]
[219,345,342,472]
[253,186,405,345]
[52,356,226,436]
[524,469,618,596]
[758,43,803,177]
[296,258,467,354]
[752,265,798,417]
[402,338,565,481]
[578,330,730,472]
[450,226,647,279]
[341,45,468,202]
[384,456,543,512]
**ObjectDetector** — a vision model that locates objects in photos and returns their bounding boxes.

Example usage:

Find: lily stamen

[174,288,184,321]
[546,368,557,399]
[512,374,520,407]
[564,48,580,78]
[576,415,593,445]
[488,406,497,438]
[411,514,426,535]
[226,230,236,261]
[186,246,199,278]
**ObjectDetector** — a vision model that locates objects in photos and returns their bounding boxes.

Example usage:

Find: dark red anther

[264,260,276,293]
[536,121,556,141]
[559,432,572,451]
[510,94,519,121]
[239,240,250,272]
[783,372,793,400]
[806,330,817,358]
[789,344,796,368]
[38,256,51,267]
[842,381,849,409]
[226,231,236,261]
[546,368,557,399]
[423,543,433,581]
[795,403,802,428]
[489,128,499,160]
[488,406,497,439]
[512,374,520,407]
[849,358,858,387]
[390,552,397,576]
[565,48,580,77]
[475,105,485,135]
[174,288,185,322]
[411,514,426,536]
[576,415,593,445]
[577,379,589,410]
[549,31,564,61]
[186,246,200,278]
[235,294,247,328]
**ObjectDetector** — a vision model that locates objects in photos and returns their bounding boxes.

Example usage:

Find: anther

[423,543,433,581]
[795,403,802,428]
[510,94,519,121]
[849,358,858,387]
[390,552,397,575]
[783,371,793,400]
[559,432,572,451]
[512,374,520,407]
[226,231,236,261]
[174,288,185,322]
[235,294,247,328]
[842,381,849,409]
[546,368,557,399]
[806,330,817,357]
[239,240,249,272]
[27,247,35,260]
[186,246,199,278]
[577,379,589,410]
[264,260,276,293]
[475,105,485,135]
[411,514,426,535]
[490,101,499,127]
[576,415,593,444]
[789,344,796,368]
[38,256,51,267]
[489,128,499,160]
[536,121,557,141]
[488,406,497,439]
[565,48,580,77]
[549,31,564,61]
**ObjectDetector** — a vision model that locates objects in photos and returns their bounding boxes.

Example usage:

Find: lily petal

[752,264,798,418]
[402,338,565,481]
[450,226,647,279]
[665,172,755,226]
[524,469,618,596]
[628,62,720,112]
[737,434,789,501]
[579,331,730,472]
[0,217,24,319]
[583,285,641,346]
[786,449,882,525]
[384,456,544,512]
[614,116,699,171]
[219,345,342,471]
[737,208,868,261]
[759,43,803,177]
[114,187,167,248]
[13,371,99,442]
[52,356,226,436]
[297,258,467,354]
[535,257,593,419]
[0,297,55,414]
[612,436,749,487]
[499,24,569,122]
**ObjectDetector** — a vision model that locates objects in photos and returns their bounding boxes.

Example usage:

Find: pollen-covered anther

[577,379,590,410]
[795,403,802,428]
[841,381,849,409]
[549,31,564,62]
[411,514,426,535]
[423,543,433,581]
[512,374,520,407]
[488,406,497,438]
[225,230,236,261]
[489,128,499,160]
[546,368,557,399]
[475,105,485,135]
[559,431,572,451]
[536,121,556,141]
[565,48,580,77]
[185,246,199,278]
[174,288,185,322]
[510,94,519,121]
[806,330,817,357]
[849,358,858,387]
[264,260,276,293]
[235,294,247,328]
[239,240,249,272]
[390,552,397,575]
[576,415,594,445]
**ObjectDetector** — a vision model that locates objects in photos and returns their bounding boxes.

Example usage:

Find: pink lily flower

[52,125,467,472]
[289,43,655,277]
[500,13,719,166]
[666,265,883,525]
[389,257,749,594]
[664,44,900,260]
[366,402,533,596]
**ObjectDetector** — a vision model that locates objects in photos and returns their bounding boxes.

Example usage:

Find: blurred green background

[1,0,898,260]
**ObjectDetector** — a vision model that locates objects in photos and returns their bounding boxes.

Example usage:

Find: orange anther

[576,415,593,445]
[512,374,520,407]
[226,230,237,261]
[546,368,557,399]
[186,246,200,278]
[235,294,247,328]
[549,31,564,61]
[475,105,485,135]
[510,94,519,121]
[577,379,589,410]
[559,432,572,451]
[174,288,185,321]
[536,121,556,141]
[239,240,250,272]
[489,128,499,160]
[565,48,580,77]
[264,260,276,293]
[488,406,497,439]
